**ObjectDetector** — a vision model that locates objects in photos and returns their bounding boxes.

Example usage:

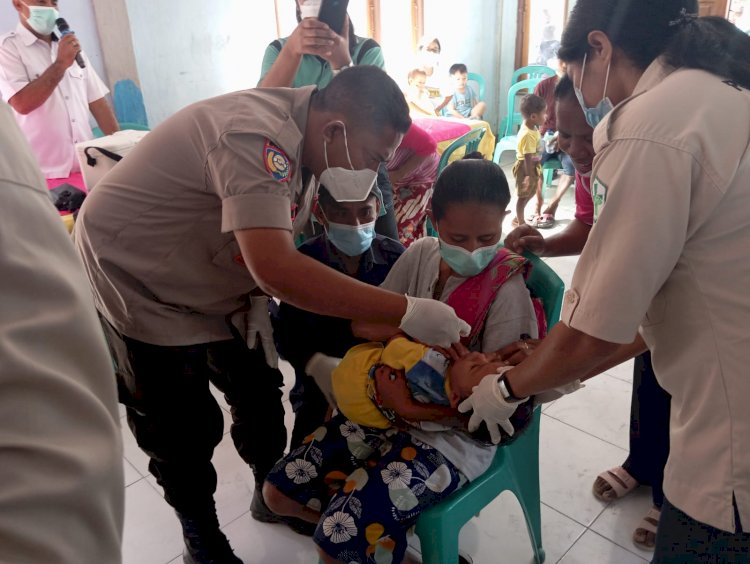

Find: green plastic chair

[467,71,486,102]
[511,65,556,84]
[425,127,487,237]
[542,156,563,191]
[437,127,487,175]
[414,252,564,564]
[492,78,540,165]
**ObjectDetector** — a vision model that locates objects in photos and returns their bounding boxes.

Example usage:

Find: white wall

[124,0,279,126]
[0,0,108,87]
[1,1,521,130]
[422,0,518,134]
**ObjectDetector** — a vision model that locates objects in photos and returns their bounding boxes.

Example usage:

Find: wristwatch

[498,373,522,402]
[331,62,353,76]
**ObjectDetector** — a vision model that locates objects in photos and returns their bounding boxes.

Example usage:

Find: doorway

[516,0,571,70]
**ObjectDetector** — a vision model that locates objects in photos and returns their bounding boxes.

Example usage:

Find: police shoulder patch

[263,140,292,183]
[592,176,609,223]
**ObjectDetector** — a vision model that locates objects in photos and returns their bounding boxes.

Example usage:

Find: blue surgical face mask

[438,238,501,277]
[24,3,58,36]
[324,216,376,257]
[574,52,614,129]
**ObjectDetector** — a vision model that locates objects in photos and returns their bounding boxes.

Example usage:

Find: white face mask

[299,0,322,19]
[24,3,59,36]
[319,123,378,203]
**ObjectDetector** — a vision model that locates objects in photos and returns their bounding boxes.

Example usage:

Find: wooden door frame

[698,0,729,16]
[515,0,570,70]
[363,0,423,49]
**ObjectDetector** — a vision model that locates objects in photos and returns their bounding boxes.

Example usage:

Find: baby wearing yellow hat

[332,335,507,431]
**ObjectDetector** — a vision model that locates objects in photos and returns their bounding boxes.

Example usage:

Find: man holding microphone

[0,0,118,181]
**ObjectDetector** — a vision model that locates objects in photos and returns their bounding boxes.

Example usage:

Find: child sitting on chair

[443,63,487,120]
[405,68,437,116]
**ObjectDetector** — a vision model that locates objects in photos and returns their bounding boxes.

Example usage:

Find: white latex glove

[533,379,585,406]
[305,352,342,409]
[458,365,527,444]
[231,296,279,369]
[399,295,471,348]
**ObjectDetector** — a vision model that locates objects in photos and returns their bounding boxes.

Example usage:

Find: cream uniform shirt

[0,23,109,178]
[74,86,317,346]
[0,101,123,563]
[562,58,750,532]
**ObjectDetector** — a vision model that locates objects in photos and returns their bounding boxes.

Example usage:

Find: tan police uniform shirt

[561,58,750,532]
[74,86,317,346]
[0,100,123,563]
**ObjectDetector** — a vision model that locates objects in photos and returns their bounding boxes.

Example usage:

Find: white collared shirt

[0,23,109,179]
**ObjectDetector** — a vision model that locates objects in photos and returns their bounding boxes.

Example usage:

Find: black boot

[178,510,243,564]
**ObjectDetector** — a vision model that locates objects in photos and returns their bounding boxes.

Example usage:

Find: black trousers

[653,498,749,563]
[623,352,672,508]
[102,318,286,517]
[288,370,330,449]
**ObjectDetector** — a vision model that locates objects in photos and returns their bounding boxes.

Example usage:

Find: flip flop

[592,466,639,502]
[633,506,660,551]
[536,213,556,229]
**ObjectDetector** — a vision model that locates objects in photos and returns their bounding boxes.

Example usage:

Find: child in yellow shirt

[512,94,547,226]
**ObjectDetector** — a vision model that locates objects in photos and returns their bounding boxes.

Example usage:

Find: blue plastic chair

[467,71,486,102]
[414,252,564,564]
[113,79,148,128]
[492,78,540,164]
[512,65,556,84]
[425,127,487,237]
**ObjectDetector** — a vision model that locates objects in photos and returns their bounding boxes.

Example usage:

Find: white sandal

[592,466,639,501]
[633,506,660,551]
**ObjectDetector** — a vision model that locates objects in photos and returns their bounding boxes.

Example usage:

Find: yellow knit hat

[332,338,433,429]
[332,342,389,429]
[381,337,430,373]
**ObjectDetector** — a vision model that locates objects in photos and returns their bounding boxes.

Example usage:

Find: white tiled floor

[121,182,654,563]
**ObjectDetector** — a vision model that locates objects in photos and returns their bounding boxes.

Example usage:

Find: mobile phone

[317,0,349,35]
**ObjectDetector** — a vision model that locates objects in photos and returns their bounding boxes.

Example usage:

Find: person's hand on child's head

[374,365,411,411]
[504,224,545,255]
[432,341,472,362]
[447,355,505,408]
[495,338,542,366]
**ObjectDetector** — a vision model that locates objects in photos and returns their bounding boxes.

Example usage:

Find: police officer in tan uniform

[74,66,469,563]
[0,100,123,564]
[458,2,750,561]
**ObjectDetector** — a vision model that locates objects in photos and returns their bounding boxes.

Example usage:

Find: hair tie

[669,7,699,27]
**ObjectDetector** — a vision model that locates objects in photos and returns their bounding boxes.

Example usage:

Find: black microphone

[55,18,85,69]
